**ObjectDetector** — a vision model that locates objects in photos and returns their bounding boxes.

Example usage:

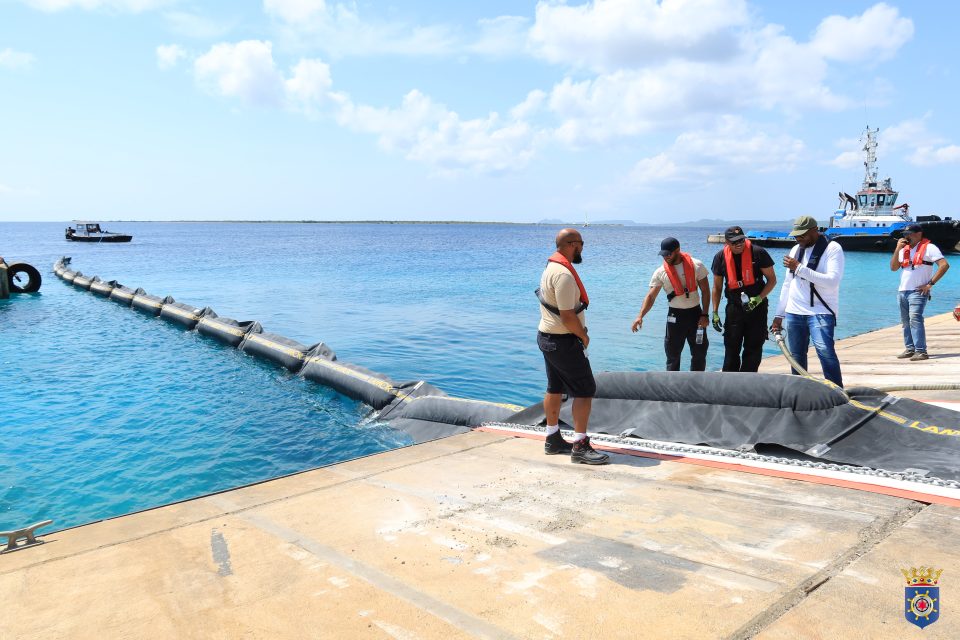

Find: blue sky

[1,0,958,223]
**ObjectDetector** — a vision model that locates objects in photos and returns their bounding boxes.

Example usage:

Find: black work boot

[571,436,610,465]
[544,430,573,455]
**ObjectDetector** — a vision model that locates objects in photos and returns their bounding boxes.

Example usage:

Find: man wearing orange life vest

[710,226,777,372]
[632,237,711,371]
[536,228,609,465]
[889,223,950,361]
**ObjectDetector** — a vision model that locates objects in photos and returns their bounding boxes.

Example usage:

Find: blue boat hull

[747,219,960,253]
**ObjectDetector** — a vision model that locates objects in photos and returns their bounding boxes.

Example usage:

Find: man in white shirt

[770,216,845,387]
[889,223,950,361]
[632,237,711,371]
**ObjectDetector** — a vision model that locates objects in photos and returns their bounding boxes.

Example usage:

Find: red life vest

[723,240,755,289]
[900,239,930,268]
[663,252,697,298]
[547,251,589,308]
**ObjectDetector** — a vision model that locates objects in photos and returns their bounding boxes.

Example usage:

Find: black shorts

[537,331,596,398]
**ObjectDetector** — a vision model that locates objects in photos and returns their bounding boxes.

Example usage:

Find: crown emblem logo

[902,566,942,629]
[901,566,943,586]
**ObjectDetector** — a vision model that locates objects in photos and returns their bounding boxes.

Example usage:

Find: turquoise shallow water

[2,221,957,531]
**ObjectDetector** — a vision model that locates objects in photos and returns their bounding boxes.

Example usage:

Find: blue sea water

[2,221,958,532]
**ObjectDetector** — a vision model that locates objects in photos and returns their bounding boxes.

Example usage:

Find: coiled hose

[769,330,960,393]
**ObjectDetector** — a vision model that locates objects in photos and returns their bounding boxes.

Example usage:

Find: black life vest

[794,235,836,316]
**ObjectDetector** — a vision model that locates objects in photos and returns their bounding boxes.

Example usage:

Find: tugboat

[747,126,960,252]
[65,221,132,243]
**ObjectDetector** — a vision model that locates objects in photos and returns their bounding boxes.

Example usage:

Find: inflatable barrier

[109,285,139,305]
[197,313,262,347]
[131,292,174,316]
[239,332,334,372]
[50,258,960,483]
[72,272,93,290]
[51,255,523,445]
[510,371,960,482]
[160,302,214,330]
[381,395,524,443]
[300,358,400,409]
[89,278,117,297]
[50,257,505,444]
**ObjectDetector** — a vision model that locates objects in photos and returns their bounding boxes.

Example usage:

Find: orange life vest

[900,239,930,268]
[547,251,589,308]
[723,240,755,289]
[663,252,697,298]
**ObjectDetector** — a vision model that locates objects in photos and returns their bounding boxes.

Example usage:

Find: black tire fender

[7,262,42,293]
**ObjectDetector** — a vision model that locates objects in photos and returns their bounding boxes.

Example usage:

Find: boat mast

[861,126,879,187]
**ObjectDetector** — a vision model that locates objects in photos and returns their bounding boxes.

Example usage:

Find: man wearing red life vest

[536,228,609,465]
[710,226,777,372]
[632,237,712,371]
[889,223,950,361]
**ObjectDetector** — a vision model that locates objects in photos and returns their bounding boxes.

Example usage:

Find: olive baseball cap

[788,215,819,236]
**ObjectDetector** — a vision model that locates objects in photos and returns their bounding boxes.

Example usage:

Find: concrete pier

[759,311,960,402]
[2,314,959,639]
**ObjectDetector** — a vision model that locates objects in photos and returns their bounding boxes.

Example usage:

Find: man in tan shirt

[536,228,609,465]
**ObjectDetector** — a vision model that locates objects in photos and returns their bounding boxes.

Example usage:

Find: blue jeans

[898,290,928,353]
[784,313,843,387]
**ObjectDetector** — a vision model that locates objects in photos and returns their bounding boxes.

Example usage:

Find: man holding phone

[890,223,950,360]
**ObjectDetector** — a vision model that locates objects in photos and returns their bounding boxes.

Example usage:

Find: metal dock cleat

[1,520,54,554]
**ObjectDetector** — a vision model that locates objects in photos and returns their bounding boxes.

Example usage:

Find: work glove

[745,296,763,312]
[711,312,723,332]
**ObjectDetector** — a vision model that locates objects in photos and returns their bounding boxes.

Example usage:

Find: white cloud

[262,0,325,24]
[909,145,960,166]
[194,40,285,106]
[263,0,457,58]
[156,44,186,70]
[534,4,911,146]
[829,118,960,169]
[0,48,35,70]
[810,3,913,63]
[510,90,547,121]
[469,16,529,57]
[186,41,343,122]
[829,150,861,170]
[882,117,942,151]
[335,90,541,175]
[627,117,804,187]
[185,4,914,179]
[23,0,173,12]
[529,0,749,71]
[880,117,960,166]
[163,11,236,39]
[284,58,333,115]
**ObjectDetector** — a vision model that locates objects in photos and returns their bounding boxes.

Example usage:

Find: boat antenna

[861,125,879,186]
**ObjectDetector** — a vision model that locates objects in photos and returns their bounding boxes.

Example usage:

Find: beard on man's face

[572,249,583,264]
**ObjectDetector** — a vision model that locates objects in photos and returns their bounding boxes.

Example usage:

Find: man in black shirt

[710,226,777,372]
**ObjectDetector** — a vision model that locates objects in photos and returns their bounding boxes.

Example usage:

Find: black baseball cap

[658,237,680,257]
[905,223,923,234]
[724,226,746,242]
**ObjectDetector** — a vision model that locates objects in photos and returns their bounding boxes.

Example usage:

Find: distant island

[539,217,793,229]
[23,218,794,229]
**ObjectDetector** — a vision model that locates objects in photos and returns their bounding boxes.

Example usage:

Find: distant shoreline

[8,219,794,228]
